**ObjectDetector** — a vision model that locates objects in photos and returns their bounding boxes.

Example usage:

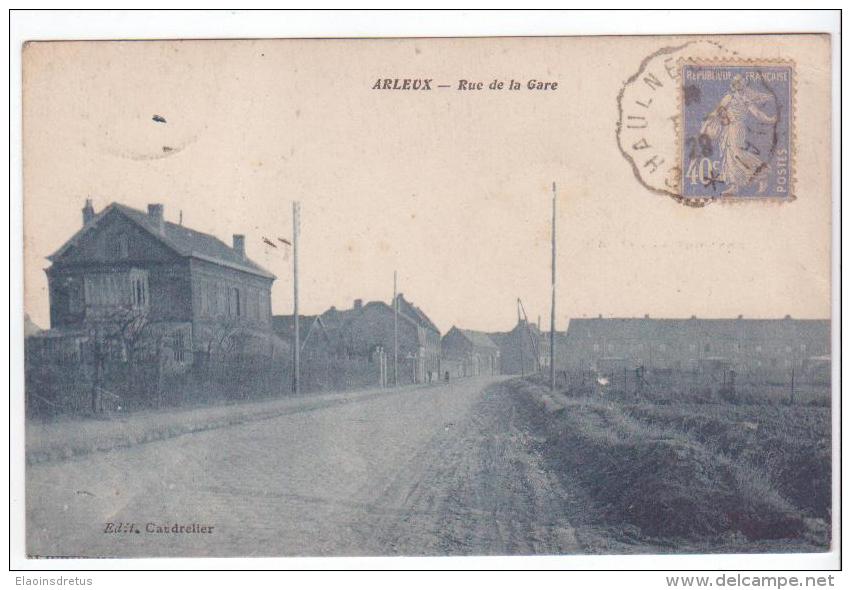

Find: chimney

[82,199,95,225]
[233,234,245,258]
[147,203,165,235]
[644,313,650,319]
[353,298,363,310]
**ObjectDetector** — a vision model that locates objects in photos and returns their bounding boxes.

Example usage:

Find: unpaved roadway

[27,377,588,557]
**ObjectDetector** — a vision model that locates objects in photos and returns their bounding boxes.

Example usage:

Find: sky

[22,36,832,333]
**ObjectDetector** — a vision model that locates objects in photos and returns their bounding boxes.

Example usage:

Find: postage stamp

[616,40,738,205]
[679,61,794,202]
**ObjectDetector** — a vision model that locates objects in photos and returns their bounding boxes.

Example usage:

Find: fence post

[92,330,104,414]
[155,337,164,409]
[790,367,795,405]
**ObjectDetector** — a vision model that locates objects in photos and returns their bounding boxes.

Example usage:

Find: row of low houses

[489,315,831,383]
[26,199,832,400]
[558,315,832,383]
[482,315,831,383]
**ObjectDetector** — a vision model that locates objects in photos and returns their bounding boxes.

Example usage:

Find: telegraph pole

[393,270,399,387]
[517,298,525,377]
[292,201,301,395]
[550,181,557,392]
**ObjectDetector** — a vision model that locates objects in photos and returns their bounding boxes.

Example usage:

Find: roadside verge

[25,383,435,465]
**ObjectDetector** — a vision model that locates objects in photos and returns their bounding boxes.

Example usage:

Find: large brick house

[40,200,276,365]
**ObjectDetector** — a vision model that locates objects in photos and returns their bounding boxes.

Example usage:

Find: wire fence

[552,366,830,406]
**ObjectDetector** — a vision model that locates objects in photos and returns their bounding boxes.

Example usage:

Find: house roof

[317,295,441,337]
[395,294,440,334]
[272,315,331,347]
[449,327,499,350]
[319,305,368,333]
[485,319,546,346]
[565,317,831,341]
[49,202,275,279]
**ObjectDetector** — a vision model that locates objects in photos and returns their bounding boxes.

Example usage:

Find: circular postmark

[616,40,738,206]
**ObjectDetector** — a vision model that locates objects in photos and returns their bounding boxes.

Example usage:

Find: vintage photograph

[20,32,834,559]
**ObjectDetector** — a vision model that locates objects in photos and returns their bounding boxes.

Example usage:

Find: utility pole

[517,298,525,377]
[550,181,557,392]
[393,270,399,387]
[292,201,301,395]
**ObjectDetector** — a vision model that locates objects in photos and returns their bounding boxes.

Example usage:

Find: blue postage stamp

[680,62,794,201]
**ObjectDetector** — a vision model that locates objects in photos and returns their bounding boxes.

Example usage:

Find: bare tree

[89,306,152,412]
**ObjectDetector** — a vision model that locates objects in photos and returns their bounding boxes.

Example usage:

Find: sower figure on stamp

[701,75,778,196]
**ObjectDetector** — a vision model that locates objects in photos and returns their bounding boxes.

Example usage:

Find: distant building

[36,200,277,365]
[562,315,831,380]
[441,327,500,377]
[285,294,441,384]
[489,319,549,376]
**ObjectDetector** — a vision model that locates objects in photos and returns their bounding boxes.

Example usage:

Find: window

[248,288,257,319]
[209,282,218,316]
[218,283,227,315]
[690,343,697,352]
[232,287,241,317]
[131,276,147,307]
[130,270,148,309]
[84,274,122,306]
[800,344,807,353]
[84,271,147,309]
[174,331,185,362]
[704,343,711,354]
[756,345,763,353]
[67,278,83,313]
[593,343,600,352]
[659,343,666,352]
[199,281,208,316]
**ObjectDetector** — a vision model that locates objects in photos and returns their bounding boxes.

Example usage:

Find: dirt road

[27,377,586,557]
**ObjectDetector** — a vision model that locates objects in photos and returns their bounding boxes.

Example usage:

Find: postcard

[20,33,834,559]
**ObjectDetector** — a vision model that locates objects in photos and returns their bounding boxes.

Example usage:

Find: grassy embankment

[514,379,831,552]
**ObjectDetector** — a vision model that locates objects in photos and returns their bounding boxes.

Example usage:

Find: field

[514,378,832,552]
